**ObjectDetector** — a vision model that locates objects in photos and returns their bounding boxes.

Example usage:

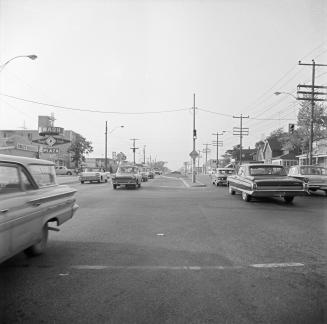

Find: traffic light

[288,123,295,134]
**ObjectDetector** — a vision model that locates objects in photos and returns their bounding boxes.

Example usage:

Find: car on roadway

[212,168,235,186]
[55,165,74,175]
[0,154,79,263]
[288,165,327,195]
[112,165,142,189]
[227,163,308,203]
[140,167,149,182]
[148,169,155,179]
[79,168,107,184]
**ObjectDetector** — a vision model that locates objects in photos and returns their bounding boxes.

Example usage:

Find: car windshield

[118,167,137,173]
[218,169,234,174]
[300,167,327,175]
[249,166,287,176]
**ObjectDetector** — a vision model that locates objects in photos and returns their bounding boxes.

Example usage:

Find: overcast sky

[1,0,326,170]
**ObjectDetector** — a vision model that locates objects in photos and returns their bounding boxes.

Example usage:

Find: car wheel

[284,196,294,203]
[324,190,327,196]
[242,191,251,202]
[113,184,117,189]
[216,182,220,187]
[228,185,235,195]
[81,181,84,184]
[138,182,141,188]
[67,171,72,175]
[24,225,49,256]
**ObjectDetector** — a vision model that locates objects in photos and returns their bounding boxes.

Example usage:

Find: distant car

[112,165,142,189]
[140,167,149,182]
[55,165,74,176]
[0,154,78,263]
[79,168,107,184]
[148,170,155,179]
[227,164,308,203]
[212,168,235,186]
[288,165,327,195]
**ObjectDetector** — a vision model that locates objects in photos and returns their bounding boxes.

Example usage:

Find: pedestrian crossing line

[71,263,305,271]
[250,262,304,268]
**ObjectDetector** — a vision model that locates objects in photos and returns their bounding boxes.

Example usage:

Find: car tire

[67,171,72,175]
[324,190,327,196]
[138,182,141,188]
[228,185,235,195]
[113,184,117,189]
[216,182,220,187]
[284,196,294,203]
[24,225,49,256]
[81,181,84,184]
[242,191,251,202]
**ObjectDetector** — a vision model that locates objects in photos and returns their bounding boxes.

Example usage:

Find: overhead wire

[0,93,191,115]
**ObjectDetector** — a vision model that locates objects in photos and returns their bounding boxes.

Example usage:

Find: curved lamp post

[105,123,124,171]
[274,91,297,100]
[0,55,37,72]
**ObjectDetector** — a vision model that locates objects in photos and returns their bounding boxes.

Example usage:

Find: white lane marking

[250,263,304,268]
[179,178,190,188]
[72,265,109,270]
[156,233,165,236]
[71,264,304,271]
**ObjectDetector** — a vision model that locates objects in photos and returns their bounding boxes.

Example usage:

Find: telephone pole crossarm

[233,114,250,165]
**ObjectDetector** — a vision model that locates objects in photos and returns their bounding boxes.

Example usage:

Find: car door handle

[1,209,9,213]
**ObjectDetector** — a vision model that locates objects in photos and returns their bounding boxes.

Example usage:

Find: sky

[0,0,326,170]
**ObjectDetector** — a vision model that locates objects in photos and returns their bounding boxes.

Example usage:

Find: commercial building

[0,115,80,168]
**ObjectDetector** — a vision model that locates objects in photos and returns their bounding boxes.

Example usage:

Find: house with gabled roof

[262,138,298,169]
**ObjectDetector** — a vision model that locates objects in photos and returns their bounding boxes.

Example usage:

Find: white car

[79,168,107,184]
[55,166,74,175]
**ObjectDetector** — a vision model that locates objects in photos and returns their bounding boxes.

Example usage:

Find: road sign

[189,150,199,159]
[42,147,59,154]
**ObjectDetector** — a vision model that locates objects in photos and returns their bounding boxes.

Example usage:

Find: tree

[68,135,93,169]
[116,152,127,162]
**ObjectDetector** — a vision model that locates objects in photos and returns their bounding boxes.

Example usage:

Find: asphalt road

[1,175,326,323]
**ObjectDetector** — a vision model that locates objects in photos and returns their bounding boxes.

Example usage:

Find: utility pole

[130,138,139,165]
[233,114,249,165]
[202,143,211,174]
[105,121,108,171]
[197,150,201,174]
[143,145,146,164]
[297,60,327,165]
[189,93,198,183]
[212,132,225,168]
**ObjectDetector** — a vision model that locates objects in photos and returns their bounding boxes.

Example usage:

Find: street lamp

[274,91,297,100]
[0,55,37,72]
[105,123,124,172]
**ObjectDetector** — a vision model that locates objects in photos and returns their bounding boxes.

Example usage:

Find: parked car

[212,168,235,186]
[0,154,78,263]
[227,164,308,203]
[288,165,327,195]
[112,165,142,189]
[55,165,74,175]
[79,168,107,184]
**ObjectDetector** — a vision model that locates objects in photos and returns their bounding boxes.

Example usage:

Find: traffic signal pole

[192,94,196,183]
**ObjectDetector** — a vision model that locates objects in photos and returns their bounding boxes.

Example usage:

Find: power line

[0,93,190,115]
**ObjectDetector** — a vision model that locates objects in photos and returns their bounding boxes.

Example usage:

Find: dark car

[227,164,308,203]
